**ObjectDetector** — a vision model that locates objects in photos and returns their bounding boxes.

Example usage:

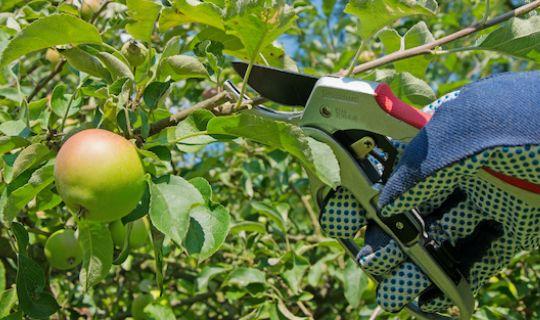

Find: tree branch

[146,92,268,136]
[27,60,66,101]
[344,0,540,76]
[172,292,215,307]
[147,91,231,136]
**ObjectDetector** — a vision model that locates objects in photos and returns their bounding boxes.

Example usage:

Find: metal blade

[232,61,319,107]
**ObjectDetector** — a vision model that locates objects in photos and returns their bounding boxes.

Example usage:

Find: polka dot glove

[359,144,540,313]
[319,71,540,314]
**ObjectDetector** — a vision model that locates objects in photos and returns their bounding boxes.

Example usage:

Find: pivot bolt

[395,222,404,230]
[320,106,331,117]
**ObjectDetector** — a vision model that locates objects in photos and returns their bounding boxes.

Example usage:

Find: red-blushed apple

[54,129,146,222]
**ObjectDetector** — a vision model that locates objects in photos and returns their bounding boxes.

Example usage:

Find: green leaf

[98,52,134,81]
[0,120,29,138]
[207,113,340,188]
[189,177,213,204]
[78,221,114,290]
[144,109,215,149]
[344,0,436,39]
[226,267,265,287]
[251,201,286,232]
[143,81,171,110]
[126,0,162,42]
[5,143,51,184]
[185,204,230,261]
[196,27,289,68]
[478,16,540,62]
[0,261,4,292]
[12,224,58,318]
[0,0,24,11]
[158,0,225,32]
[0,14,102,66]
[282,254,309,294]
[148,175,205,245]
[0,136,29,155]
[2,165,54,222]
[11,222,28,255]
[61,47,112,81]
[379,22,435,77]
[144,304,175,320]
[0,289,17,318]
[159,55,208,81]
[322,0,338,17]
[343,258,369,308]
[50,84,81,118]
[373,69,436,106]
[196,266,226,292]
[0,310,23,320]
[224,1,296,60]
[230,221,266,235]
[16,255,59,318]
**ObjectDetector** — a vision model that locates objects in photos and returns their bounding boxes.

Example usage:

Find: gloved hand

[319,71,540,313]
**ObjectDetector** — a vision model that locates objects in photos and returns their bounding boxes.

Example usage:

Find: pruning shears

[226,62,475,320]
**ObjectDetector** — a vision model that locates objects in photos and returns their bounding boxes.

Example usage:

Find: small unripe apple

[44,229,83,270]
[45,48,61,65]
[54,129,146,222]
[121,40,148,68]
[80,0,101,20]
[131,294,153,320]
[110,218,149,249]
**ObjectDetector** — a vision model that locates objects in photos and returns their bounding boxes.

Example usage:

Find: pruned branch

[344,0,540,76]
[146,92,267,136]
[147,91,231,136]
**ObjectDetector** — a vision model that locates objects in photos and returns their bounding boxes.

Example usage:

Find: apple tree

[0,0,538,319]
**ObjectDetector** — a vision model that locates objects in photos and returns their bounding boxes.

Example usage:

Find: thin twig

[27,60,66,101]
[344,0,540,76]
[145,92,267,137]
[345,41,364,76]
[171,292,214,307]
[369,306,383,320]
[146,91,230,136]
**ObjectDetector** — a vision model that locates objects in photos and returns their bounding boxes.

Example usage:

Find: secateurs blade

[228,61,475,320]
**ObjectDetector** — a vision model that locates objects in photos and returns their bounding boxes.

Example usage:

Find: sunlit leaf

[379,22,435,77]
[478,16,540,62]
[343,258,369,308]
[0,14,102,66]
[344,0,436,39]
[158,0,224,32]
[224,0,297,60]
[126,0,162,41]
[148,175,205,245]
[207,113,340,188]
[78,221,114,290]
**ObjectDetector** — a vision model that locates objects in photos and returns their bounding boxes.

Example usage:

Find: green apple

[121,40,148,68]
[45,48,61,65]
[131,294,153,320]
[44,229,83,270]
[80,0,101,20]
[54,129,146,222]
[110,218,149,249]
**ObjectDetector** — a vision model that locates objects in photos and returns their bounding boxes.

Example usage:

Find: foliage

[0,0,538,319]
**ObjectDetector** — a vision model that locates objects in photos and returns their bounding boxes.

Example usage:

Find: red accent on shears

[374,83,432,129]
[483,167,540,194]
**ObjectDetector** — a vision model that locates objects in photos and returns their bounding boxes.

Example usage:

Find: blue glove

[319,71,540,313]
